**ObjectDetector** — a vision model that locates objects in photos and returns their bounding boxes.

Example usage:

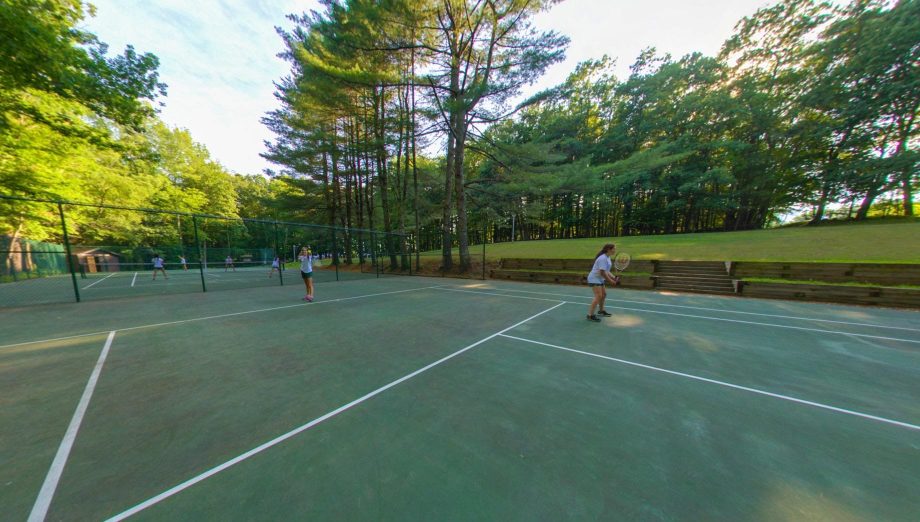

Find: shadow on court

[2,277,919,520]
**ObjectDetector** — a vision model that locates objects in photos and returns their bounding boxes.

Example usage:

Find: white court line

[131,273,138,287]
[431,287,920,345]
[28,331,117,522]
[499,334,920,432]
[105,302,566,521]
[450,285,920,333]
[1,286,439,351]
[82,272,117,290]
[437,286,565,304]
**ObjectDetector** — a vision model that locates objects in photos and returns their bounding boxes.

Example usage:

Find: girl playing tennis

[586,243,618,322]
[152,254,168,280]
[269,256,281,277]
[298,247,315,301]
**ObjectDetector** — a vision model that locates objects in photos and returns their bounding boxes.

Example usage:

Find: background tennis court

[2,276,919,520]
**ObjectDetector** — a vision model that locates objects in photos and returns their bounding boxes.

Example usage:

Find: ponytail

[594,243,616,260]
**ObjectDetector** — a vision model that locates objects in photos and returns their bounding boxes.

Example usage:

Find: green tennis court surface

[2,277,919,520]
[0,263,351,307]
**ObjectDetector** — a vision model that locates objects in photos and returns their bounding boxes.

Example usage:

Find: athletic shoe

[587,314,601,322]
[597,310,612,317]
[306,295,314,302]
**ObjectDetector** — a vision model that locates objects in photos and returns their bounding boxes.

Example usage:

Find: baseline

[431,287,920,344]
[28,331,118,522]
[104,301,566,520]
[457,284,920,332]
[499,333,920,432]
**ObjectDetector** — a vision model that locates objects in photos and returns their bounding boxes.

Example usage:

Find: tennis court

[3,276,919,520]
[0,261,358,308]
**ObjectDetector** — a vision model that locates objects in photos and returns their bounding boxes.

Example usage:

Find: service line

[500,333,920,432]
[82,272,117,290]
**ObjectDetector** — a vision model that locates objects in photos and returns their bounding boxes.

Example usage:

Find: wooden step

[656,282,736,295]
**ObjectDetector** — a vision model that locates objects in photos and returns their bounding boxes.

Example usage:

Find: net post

[274,221,284,286]
[193,215,207,292]
[58,202,81,303]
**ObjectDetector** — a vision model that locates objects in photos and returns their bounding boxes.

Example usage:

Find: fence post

[482,222,487,281]
[331,228,339,281]
[193,215,207,292]
[274,221,283,286]
[407,234,412,276]
[373,232,380,278]
[58,202,81,303]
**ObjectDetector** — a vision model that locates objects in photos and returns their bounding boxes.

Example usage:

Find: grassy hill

[464,220,920,263]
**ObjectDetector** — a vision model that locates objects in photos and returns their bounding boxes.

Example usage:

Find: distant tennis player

[269,256,281,278]
[224,255,235,272]
[586,243,618,322]
[179,255,188,270]
[152,254,168,280]
[298,247,314,301]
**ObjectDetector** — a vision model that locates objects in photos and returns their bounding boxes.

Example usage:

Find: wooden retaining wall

[490,268,655,289]
[492,259,654,289]
[733,262,920,286]
[491,258,920,308]
[500,258,656,274]
[740,282,920,308]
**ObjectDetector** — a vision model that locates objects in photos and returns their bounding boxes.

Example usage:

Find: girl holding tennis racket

[586,243,622,322]
[298,247,315,302]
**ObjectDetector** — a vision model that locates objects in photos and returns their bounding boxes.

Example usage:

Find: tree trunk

[453,116,471,271]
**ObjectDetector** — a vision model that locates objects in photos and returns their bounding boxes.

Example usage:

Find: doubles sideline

[0,285,441,351]
[28,331,118,522]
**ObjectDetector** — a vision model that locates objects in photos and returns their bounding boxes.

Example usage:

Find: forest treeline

[265,0,918,270]
[1,0,917,272]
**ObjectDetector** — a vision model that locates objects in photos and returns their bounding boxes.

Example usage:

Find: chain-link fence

[0,195,409,307]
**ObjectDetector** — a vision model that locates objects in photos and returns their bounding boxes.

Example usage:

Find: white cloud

[83,0,319,174]
[83,0,773,175]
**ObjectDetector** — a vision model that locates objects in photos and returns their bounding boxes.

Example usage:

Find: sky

[82,0,773,176]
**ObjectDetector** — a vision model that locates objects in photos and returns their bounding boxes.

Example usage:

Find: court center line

[0,286,440,351]
[82,272,117,290]
[447,285,920,333]
[432,287,920,344]
[28,331,117,522]
[131,273,138,287]
[498,334,920,432]
[105,301,566,521]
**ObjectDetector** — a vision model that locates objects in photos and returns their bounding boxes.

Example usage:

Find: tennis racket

[612,252,630,285]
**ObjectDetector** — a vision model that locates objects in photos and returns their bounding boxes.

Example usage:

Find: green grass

[471,220,920,263]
